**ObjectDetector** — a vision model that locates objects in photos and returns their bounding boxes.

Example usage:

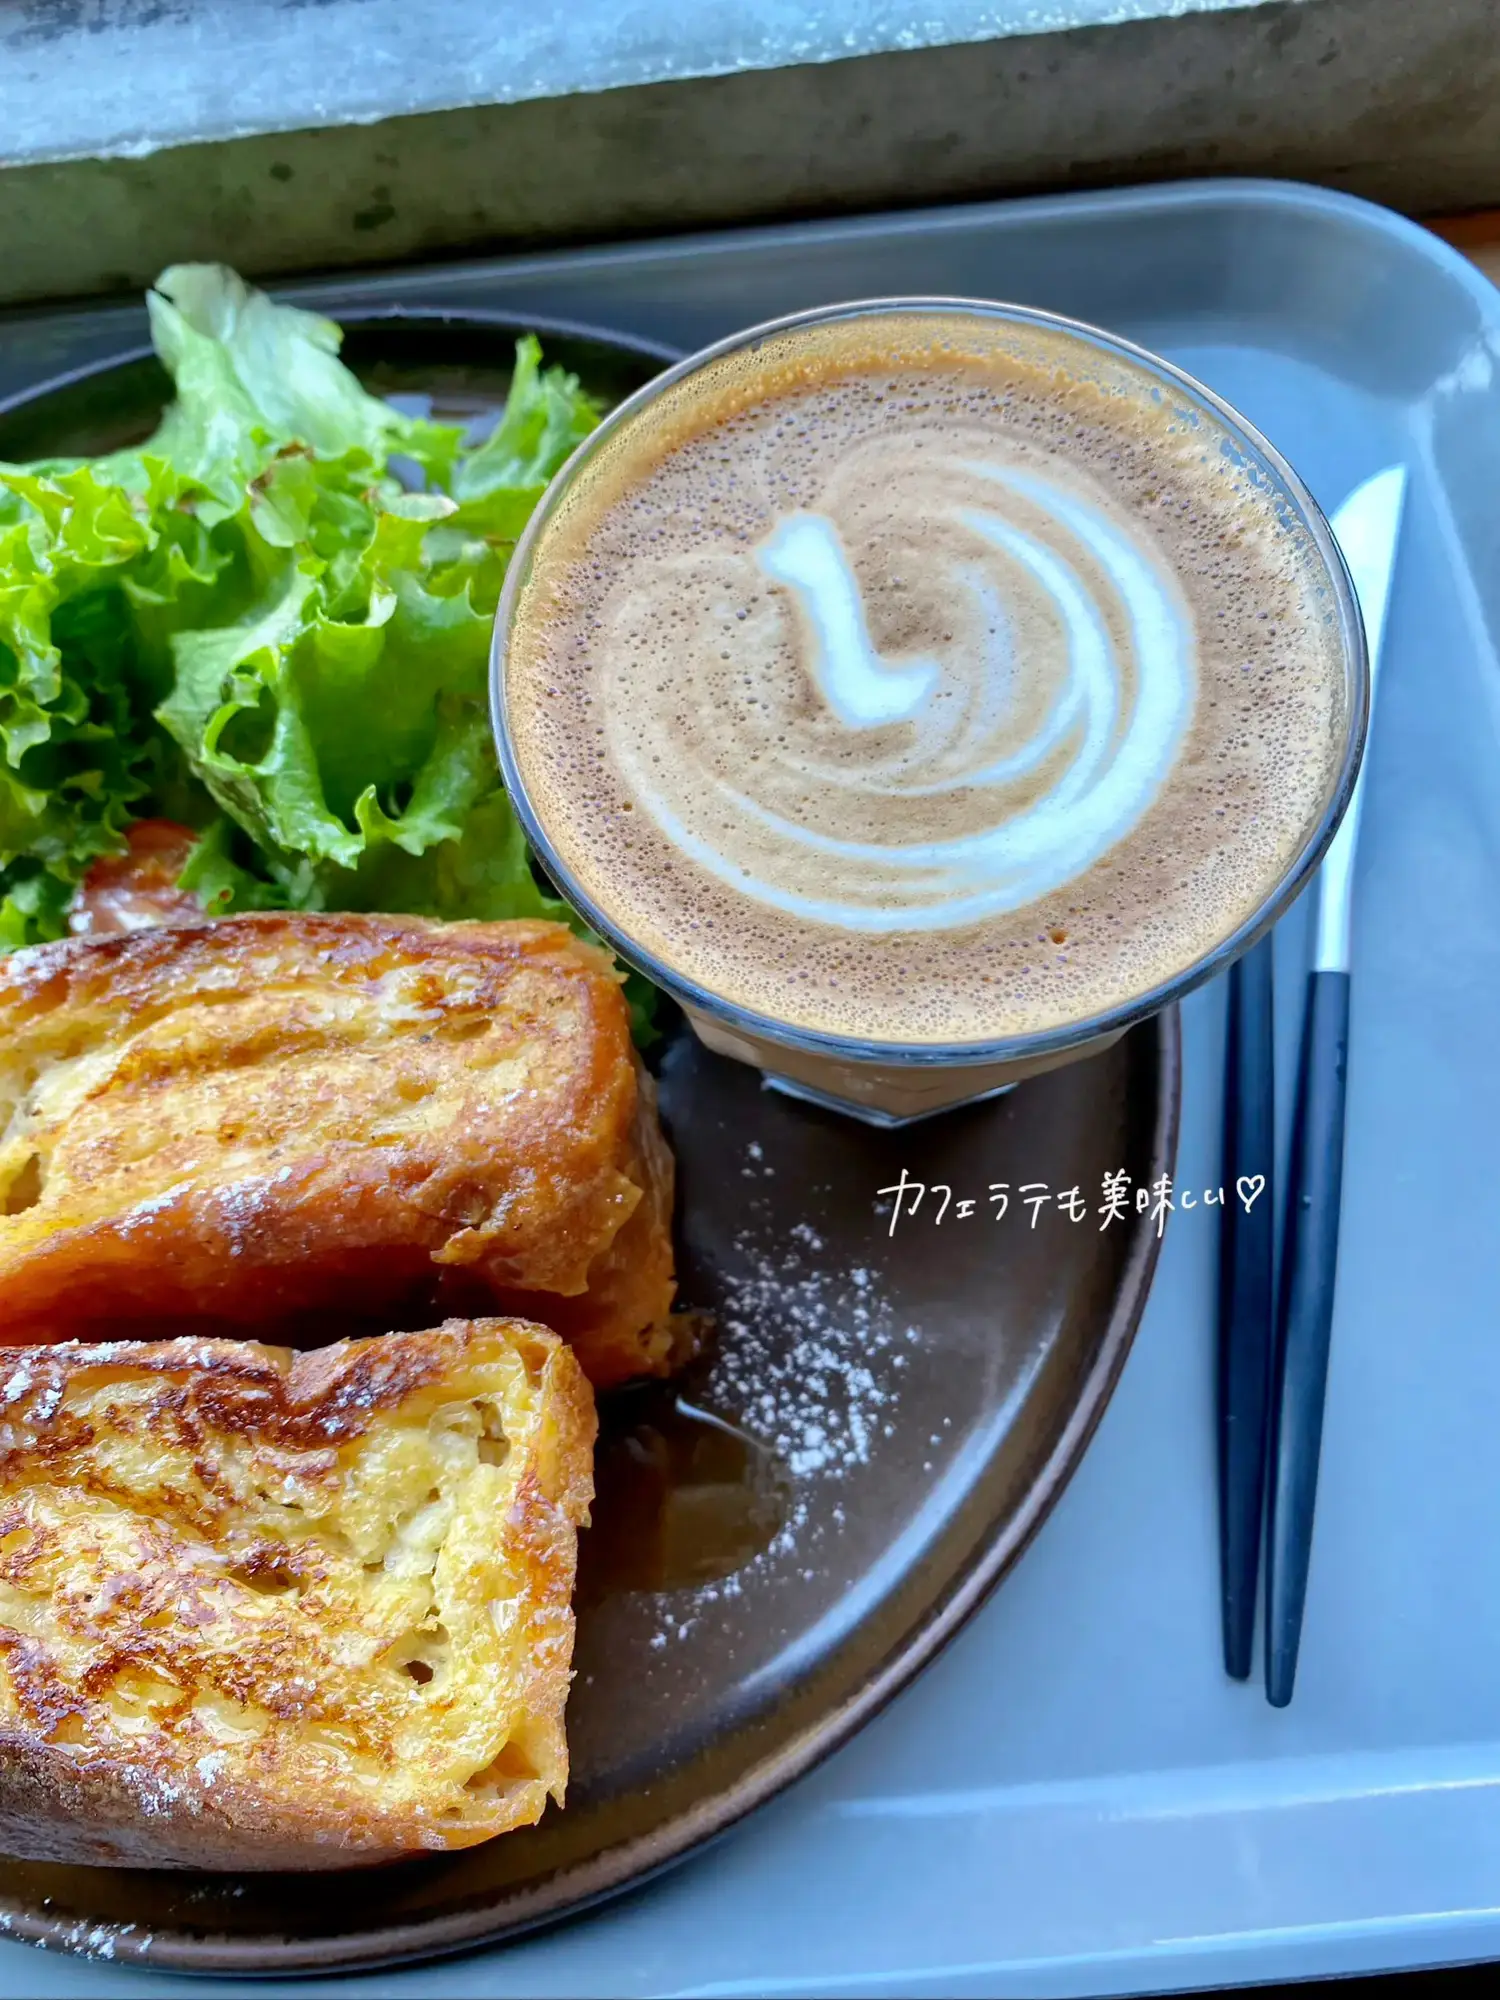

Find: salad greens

[0,265,604,959]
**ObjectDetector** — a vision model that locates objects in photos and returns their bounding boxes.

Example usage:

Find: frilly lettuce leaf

[451,334,598,508]
[135,265,463,513]
[0,262,616,976]
[0,464,158,944]
[174,814,286,916]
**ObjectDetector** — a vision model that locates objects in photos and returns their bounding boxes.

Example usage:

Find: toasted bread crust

[0,913,680,1387]
[0,1320,596,1869]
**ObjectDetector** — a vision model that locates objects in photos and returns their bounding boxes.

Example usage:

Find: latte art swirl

[602,436,1196,932]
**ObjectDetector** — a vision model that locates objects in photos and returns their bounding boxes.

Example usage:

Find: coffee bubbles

[502,310,1350,1049]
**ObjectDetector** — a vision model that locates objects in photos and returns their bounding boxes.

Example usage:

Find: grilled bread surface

[0,913,680,1388]
[0,1319,596,1869]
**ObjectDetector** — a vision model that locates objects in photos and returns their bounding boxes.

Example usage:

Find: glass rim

[490,294,1370,1069]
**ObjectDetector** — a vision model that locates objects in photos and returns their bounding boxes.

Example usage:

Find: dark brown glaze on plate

[0,322,1180,1972]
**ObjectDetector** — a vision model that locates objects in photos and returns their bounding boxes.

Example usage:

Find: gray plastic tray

[3,177,1499,1996]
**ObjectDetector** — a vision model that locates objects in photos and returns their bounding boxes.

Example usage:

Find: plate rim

[0,317,1181,1975]
[0,304,683,433]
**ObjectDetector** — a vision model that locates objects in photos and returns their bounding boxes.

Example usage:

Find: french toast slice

[0,1319,596,1869]
[0,913,681,1388]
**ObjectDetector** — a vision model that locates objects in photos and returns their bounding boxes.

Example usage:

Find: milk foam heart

[504,311,1349,1046]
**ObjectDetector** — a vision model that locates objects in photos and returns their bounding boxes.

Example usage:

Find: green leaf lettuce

[0,263,622,973]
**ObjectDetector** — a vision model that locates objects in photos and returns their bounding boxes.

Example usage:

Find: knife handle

[1265,968,1352,1708]
[1217,936,1276,1681]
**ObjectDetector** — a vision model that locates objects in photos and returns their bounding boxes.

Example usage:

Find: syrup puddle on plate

[577,1387,789,1603]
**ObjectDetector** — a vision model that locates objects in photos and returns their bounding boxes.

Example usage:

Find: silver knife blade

[1312,465,1408,973]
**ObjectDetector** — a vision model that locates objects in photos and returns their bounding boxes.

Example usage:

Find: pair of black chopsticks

[1215,465,1406,1707]
[1217,933,1350,1706]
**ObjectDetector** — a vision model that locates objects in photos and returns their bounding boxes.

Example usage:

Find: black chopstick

[1217,932,1276,1680]
[1264,967,1352,1707]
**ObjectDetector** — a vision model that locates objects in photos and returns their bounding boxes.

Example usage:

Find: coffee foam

[504,312,1349,1046]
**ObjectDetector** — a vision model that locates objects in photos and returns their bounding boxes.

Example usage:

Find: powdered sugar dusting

[51,1921,132,1961]
[0,1910,150,1962]
[127,1767,185,1818]
[708,1221,913,1482]
[0,1361,34,1407]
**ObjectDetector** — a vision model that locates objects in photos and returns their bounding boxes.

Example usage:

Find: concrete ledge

[2,0,1498,305]
[0,2,1269,164]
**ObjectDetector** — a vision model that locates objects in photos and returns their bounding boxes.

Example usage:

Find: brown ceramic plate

[0,321,1180,1973]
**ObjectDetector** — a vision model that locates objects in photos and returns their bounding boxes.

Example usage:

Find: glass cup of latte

[491,299,1367,1125]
